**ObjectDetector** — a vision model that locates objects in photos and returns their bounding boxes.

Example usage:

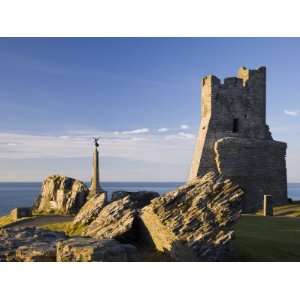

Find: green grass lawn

[234,205,300,261]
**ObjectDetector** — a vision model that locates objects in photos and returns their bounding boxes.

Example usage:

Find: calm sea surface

[0,182,300,217]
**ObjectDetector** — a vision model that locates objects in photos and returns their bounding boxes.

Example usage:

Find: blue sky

[1,38,300,182]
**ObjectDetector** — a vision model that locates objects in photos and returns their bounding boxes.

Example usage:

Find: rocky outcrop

[0,227,66,262]
[0,173,244,262]
[73,192,107,227]
[85,191,159,241]
[16,242,57,262]
[139,172,243,261]
[0,226,139,262]
[84,197,140,241]
[57,237,139,262]
[34,175,89,215]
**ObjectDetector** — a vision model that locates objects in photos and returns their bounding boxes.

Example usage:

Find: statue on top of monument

[92,137,100,148]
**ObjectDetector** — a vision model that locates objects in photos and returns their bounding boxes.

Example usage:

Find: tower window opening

[233,118,239,133]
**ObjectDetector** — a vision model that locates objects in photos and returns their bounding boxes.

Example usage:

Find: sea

[1,182,300,217]
[0,182,182,216]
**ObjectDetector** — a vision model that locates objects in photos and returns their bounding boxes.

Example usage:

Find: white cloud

[0,129,195,166]
[120,128,150,135]
[284,110,300,117]
[157,128,169,132]
[180,124,189,130]
[165,132,195,140]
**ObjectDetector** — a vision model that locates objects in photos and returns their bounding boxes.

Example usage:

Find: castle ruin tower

[189,66,288,212]
[90,137,102,195]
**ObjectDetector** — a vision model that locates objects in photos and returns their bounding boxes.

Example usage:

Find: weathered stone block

[263,195,273,216]
[10,207,32,220]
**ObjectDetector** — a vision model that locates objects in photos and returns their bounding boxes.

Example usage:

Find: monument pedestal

[90,146,102,195]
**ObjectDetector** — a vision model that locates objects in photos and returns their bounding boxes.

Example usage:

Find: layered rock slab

[34,175,89,215]
[85,191,159,241]
[73,192,107,227]
[57,237,139,262]
[140,172,244,261]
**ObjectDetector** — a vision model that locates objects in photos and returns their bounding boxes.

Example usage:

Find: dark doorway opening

[233,118,239,133]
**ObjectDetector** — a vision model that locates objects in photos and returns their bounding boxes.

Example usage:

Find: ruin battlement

[202,66,266,90]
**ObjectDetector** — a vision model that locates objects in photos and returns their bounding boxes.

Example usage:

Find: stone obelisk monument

[90,137,102,195]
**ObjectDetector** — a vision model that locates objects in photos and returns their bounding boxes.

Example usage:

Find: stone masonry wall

[214,137,287,212]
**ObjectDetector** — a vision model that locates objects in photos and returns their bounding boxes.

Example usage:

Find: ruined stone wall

[189,67,271,179]
[214,137,287,212]
[189,66,288,212]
